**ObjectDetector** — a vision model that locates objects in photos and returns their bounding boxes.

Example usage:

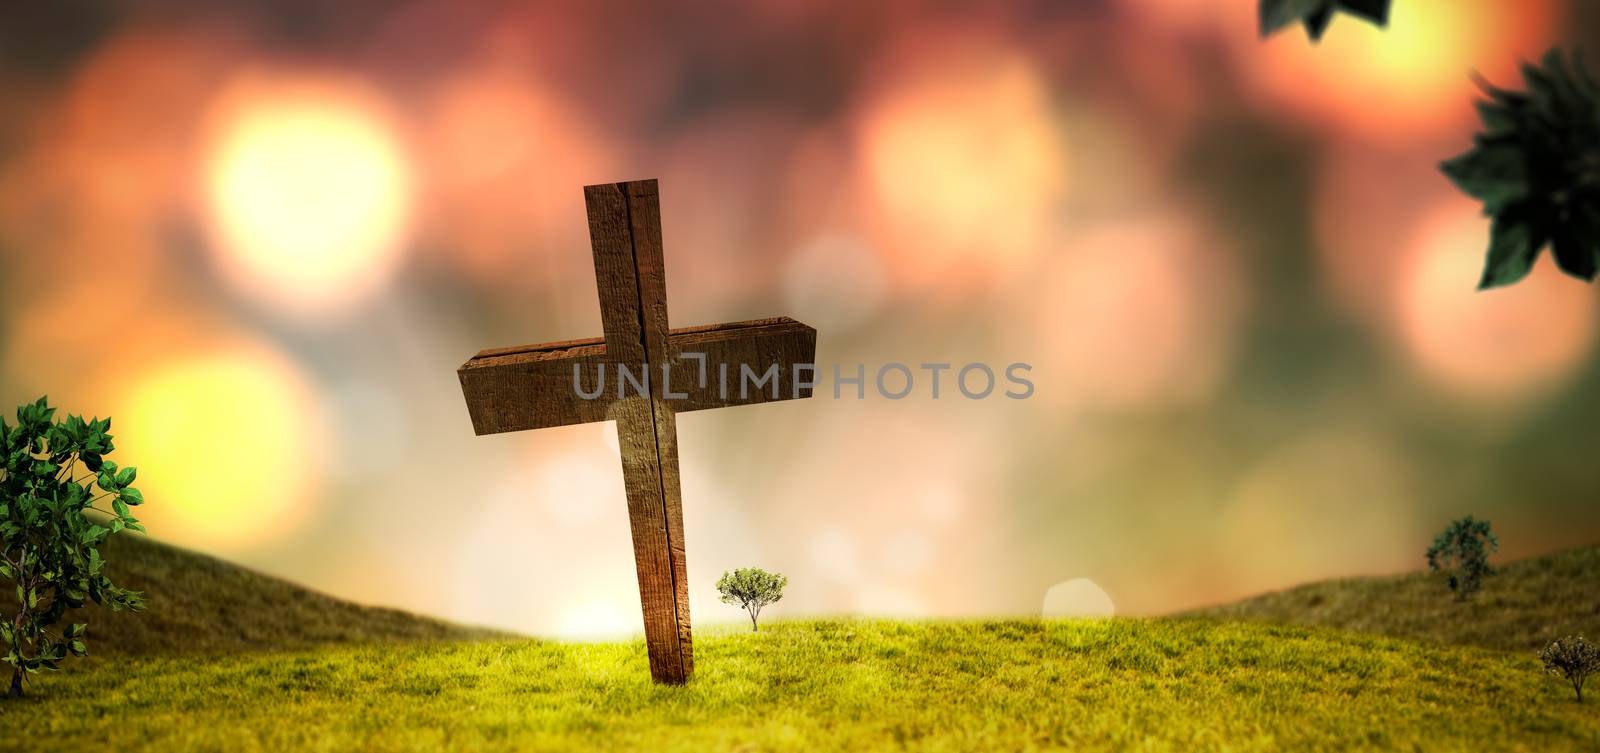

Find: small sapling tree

[1,397,146,698]
[1425,516,1498,601]
[716,567,787,632]
[1540,636,1599,703]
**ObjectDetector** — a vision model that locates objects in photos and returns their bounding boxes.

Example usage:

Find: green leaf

[1447,49,1600,290]
[82,452,102,472]
[1479,208,1542,289]
[113,498,130,520]
[115,466,136,487]
[1440,144,1528,215]
[120,487,144,506]
[1550,213,1599,281]
[1260,0,1323,36]
[80,525,108,545]
[1260,0,1389,41]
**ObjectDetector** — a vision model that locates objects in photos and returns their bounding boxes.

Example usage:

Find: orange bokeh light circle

[855,34,1066,284]
[1393,202,1597,402]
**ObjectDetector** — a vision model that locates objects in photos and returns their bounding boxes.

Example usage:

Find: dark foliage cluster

[1425,516,1498,601]
[1,397,144,697]
[1443,51,1600,289]
[1259,0,1391,42]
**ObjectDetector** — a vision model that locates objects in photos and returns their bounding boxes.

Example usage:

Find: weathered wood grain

[456,178,816,685]
[457,318,818,434]
[583,180,692,684]
[668,318,817,412]
[457,341,610,434]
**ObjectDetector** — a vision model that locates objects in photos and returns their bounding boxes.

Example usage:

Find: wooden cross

[457,179,816,684]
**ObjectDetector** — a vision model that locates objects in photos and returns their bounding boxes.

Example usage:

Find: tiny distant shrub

[1,397,146,698]
[716,568,787,632]
[1540,636,1599,704]
[1426,516,1498,601]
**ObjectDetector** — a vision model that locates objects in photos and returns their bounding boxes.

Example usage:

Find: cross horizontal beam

[458,317,817,435]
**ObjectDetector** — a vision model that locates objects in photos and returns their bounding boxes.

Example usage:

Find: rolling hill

[72,534,502,656]
[1189,543,1600,652]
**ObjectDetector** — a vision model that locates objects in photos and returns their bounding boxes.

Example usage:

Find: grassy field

[1,538,1597,752]
[5,619,1599,752]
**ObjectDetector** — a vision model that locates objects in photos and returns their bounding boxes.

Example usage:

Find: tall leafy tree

[1,397,145,698]
[1442,50,1600,289]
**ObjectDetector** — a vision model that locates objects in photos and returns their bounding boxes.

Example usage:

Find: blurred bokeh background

[2,0,1598,637]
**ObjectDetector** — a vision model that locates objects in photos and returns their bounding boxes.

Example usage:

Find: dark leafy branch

[1442,50,1600,289]
[1259,0,1391,42]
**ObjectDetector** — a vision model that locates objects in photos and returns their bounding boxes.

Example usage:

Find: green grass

[2,538,1598,751]
[5,619,1598,752]
[1190,544,1600,652]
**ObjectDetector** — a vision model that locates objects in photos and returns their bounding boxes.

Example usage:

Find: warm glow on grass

[556,601,640,641]
[114,344,320,550]
[202,71,412,313]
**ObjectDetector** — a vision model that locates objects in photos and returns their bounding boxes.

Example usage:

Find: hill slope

[5,619,1598,752]
[1190,544,1600,652]
[75,535,502,655]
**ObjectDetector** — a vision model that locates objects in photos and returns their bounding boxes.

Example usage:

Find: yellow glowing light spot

[115,345,319,550]
[1247,0,1553,139]
[1396,203,1597,401]
[202,72,413,313]
[859,50,1064,277]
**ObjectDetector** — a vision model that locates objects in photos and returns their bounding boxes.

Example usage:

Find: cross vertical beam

[585,180,693,683]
